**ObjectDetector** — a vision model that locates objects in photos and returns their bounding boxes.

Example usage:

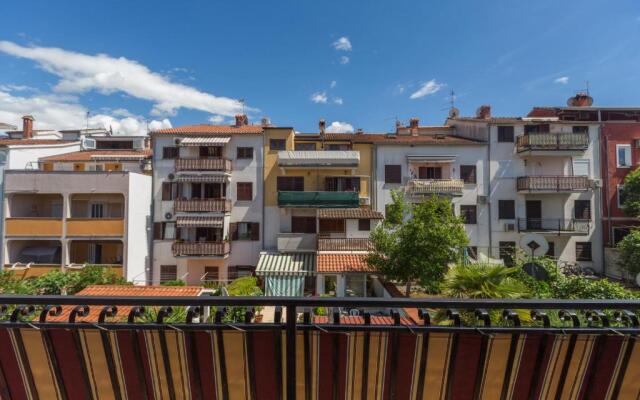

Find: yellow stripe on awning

[179,137,231,146]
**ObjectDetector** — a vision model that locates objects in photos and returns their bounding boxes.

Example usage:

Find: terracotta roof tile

[317,254,376,273]
[151,124,263,135]
[39,149,152,162]
[527,108,561,118]
[48,285,205,322]
[0,139,77,146]
[317,208,383,219]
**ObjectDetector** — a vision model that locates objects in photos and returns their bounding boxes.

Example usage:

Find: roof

[0,123,16,130]
[39,149,152,162]
[256,252,316,276]
[449,116,524,123]
[370,134,483,145]
[151,124,263,135]
[317,254,377,273]
[317,208,383,219]
[0,139,77,147]
[48,285,205,322]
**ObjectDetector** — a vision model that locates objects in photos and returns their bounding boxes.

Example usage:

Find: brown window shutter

[229,223,238,241]
[251,222,260,241]
[385,165,401,183]
[162,183,171,200]
[153,222,163,240]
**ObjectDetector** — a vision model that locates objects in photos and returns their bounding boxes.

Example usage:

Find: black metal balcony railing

[516,176,592,192]
[0,296,638,400]
[516,132,589,152]
[517,218,591,234]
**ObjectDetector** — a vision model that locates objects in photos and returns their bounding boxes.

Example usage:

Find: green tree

[621,167,640,217]
[617,229,640,278]
[366,194,468,294]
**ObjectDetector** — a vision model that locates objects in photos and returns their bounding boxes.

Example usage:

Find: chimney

[235,114,248,127]
[567,93,593,107]
[261,117,271,127]
[475,105,491,119]
[409,118,419,129]
[356,128,363,135]
[22,115,34,139]
[319,119,326,134]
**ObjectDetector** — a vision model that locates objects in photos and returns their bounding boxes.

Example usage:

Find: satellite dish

[519,233,548,257]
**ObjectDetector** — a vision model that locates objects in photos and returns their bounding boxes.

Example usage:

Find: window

[319,219,345,233]
[613,227,631,245]
[291,216,316,233]
[498,200,515,219]
[499,241,516,267]
[203,266,219,282]
[497,126,514,142]
[358,219,371,231]
[199,146,222,158]
[460,205,477,224]
[277,176,304,191]
[236,147,253,159]
[574,200,591,220]
[162,147,178,159]
[325,177,360,192]
[230,222,260,241]
[160,265,177,282]
[90,203,105,218]
[572,126,588,134]
[575,242,592,261]
[524,124,549,134]
[236,182,253,201]
[270,139,286,151]
[162,182,180,200]
[546,241,555,258]
[418,167,442,179]
[385,165,402,184]
[325,143,352,151]
[617,185,627,208]
[294,142,316,150]
[617,144,632,167]
[460,165,476,184]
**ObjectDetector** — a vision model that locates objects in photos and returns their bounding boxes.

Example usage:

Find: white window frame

[616,144,632,168]
[617,185,625,208]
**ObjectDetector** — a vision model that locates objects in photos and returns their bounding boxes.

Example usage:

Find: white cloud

[0,41,251,118]
[208,115,225,124]
[0,89,170,135]
[325,121,354,133]
[332,37,352,51]
[333,97,343,105]
[0,84,35,92]
[339,56,350,65]
[409,79,444,99]
[330,80,337,88]
[310,91,328,104]
[554,76,569,85]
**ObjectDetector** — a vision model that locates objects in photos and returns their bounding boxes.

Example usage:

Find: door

[90,203,105,218]
[88,243,102,264]
[418,167,442,179]
[526,200,542,230]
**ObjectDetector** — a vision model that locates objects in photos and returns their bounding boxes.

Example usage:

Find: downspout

[371,143,377,211]
[148,137,156,285]
[486,123,493,256]
[599,110,610,275]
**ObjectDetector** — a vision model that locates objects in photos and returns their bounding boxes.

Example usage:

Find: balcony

[175,158,232,172]
[277,191,360,208]
[5,218,63,237]
[407,179,464,196]
[66,218,124,237]
[517,218,590,234]
[277,150,360,168]
[174,198,232,213]
[277,233,317,252]
[516,133,589,154]
[172,241,230,257]
[516,176,592,193]
[318,237,373,251]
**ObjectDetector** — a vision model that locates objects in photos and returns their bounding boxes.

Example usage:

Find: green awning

[265,276,305,296]
[278,191,359,208]
[256,252,316,276]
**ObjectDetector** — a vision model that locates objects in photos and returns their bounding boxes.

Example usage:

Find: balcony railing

[174,198,232,213]
[0,295,638,400]
[175,158,232,172]
[517,218,590,234]
[277,191,360,208]
[317,237,373,251]
[516,176,592,192]
[407,179,464,196]
[516,133,589,152]
[172,241,230,257]
[277,233,317,252]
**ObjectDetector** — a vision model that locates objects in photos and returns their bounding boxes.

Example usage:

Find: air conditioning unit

[504,223,516,232]
[359,197,370,206]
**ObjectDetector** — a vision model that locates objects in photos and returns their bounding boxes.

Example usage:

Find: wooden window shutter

[385,165,401,183]
[251,223,260,241]
[162,183,171,200]
[229,223,238,241]
[153,222,163,240]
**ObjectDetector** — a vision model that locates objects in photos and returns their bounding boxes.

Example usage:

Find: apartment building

[150,115,264,285]
[2,134,152,281]
[448,101,603,271]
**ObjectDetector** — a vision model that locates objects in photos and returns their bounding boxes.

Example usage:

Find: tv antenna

[85,111,90,130]
[239,98,245,115]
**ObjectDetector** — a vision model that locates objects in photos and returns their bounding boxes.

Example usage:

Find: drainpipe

[599,109,610,276]
[486,123,493,256]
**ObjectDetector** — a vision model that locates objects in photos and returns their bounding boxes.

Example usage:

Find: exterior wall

[126,172,152,282]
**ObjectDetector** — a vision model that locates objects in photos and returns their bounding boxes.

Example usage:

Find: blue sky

[0,0,639,134]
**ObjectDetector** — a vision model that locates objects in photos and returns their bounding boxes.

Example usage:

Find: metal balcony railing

[407,179,464,196]
[171,241,230,257]
[175,158,232,172]
[317,237,373,251]
[516,133,589,152]
[174,198,232,213]
[517,218,591,234]
[0,296,638,400]
[516,176,592,192]
[277,191,360,208]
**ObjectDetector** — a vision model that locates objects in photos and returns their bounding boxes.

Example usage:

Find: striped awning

[179,137,231,146]
[265,276,304,296]
[176,216,223,228]
[256,252,316,276]
[175,174,228,183]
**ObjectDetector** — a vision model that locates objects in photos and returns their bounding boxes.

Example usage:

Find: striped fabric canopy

[255,252,316,276]
[265,276,305,296]
[176,216,223,228]
[175,174,228,183]
[179,136,230,146]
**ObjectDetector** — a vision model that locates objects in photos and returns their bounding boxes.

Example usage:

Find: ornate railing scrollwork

[11,305,35,322]
[69,305,90,323]
[475,309,491,327]
[531,310,551,328]
[585,310,609,328]
[446,309,461,327]
[614,310,639,327]
[39,305,62,323]
[502,309,521,327]
[559,310,580,327]
[186,306,202,324]
[98,306,118,323]
[156,306,173,324]
[128,306,145,323]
